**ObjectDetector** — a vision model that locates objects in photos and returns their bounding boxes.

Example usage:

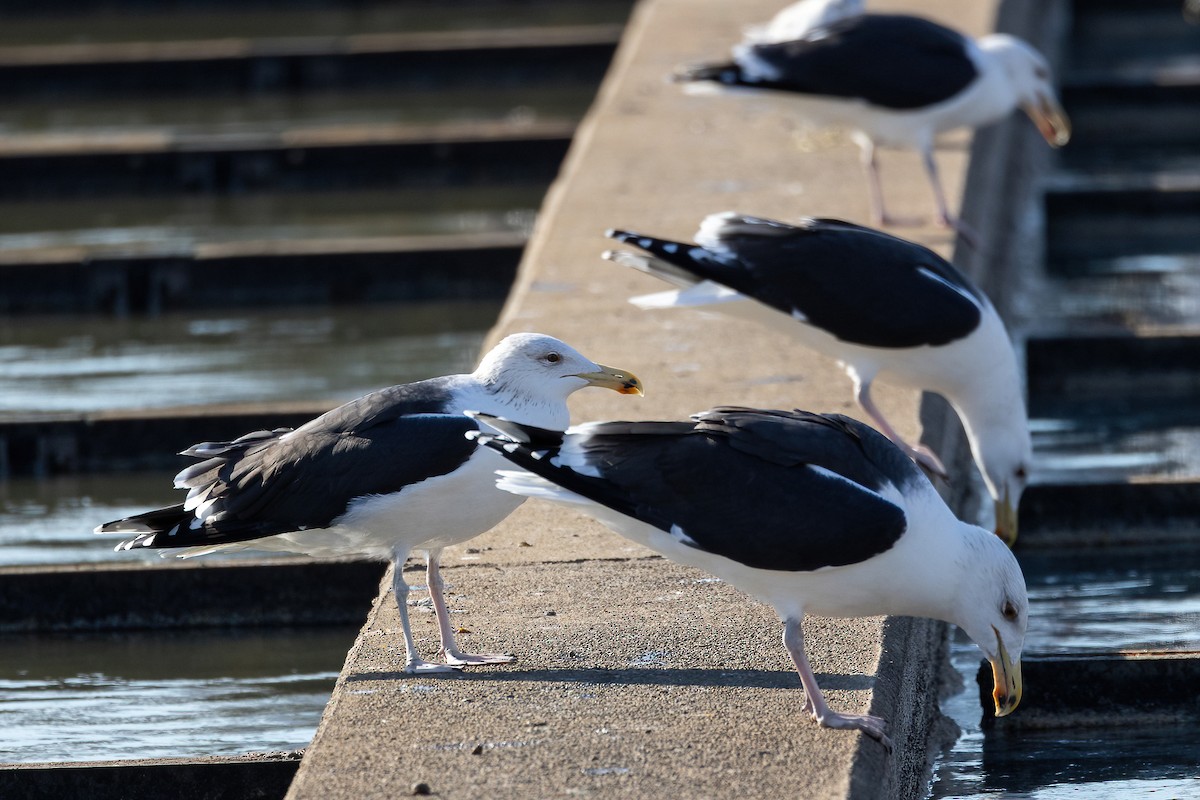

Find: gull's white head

[978,34,1071,147]
[974,426,1032,547]
[947,526,1028,719]
[473,333,643,412]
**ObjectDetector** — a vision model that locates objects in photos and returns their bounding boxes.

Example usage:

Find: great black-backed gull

[676,13,1070,236]
[96,333,643,673]
[604,212,1030,544]
[470,407,1026,750]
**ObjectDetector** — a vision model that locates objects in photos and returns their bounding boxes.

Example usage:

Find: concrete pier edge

[281,1,1040,798]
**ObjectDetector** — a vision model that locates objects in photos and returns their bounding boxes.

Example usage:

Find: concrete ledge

[289,557,890,798]
[283,0,1004,797]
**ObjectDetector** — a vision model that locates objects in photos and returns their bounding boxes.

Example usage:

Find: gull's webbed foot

[939,214,981,250]
[404,659,463,675]
[443,650,516,667]
[812,709,894,753]
[909,443,950,483]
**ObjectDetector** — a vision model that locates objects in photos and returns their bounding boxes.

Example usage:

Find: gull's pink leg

[859,138,923,228]
[427,552,515,667]
[392,552,461,674]
[854,376,949,482]
[783,618,893,752]
[922,146,980,249]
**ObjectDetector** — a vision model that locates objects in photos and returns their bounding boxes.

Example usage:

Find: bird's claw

[404,660,464,675]
[875,212,926,229]
[814,710,894,753]
[442,651,516,667]
[939,214,981,250]
[908,444,950,483]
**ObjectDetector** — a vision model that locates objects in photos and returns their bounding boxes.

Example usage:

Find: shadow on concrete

[344,666,875,691]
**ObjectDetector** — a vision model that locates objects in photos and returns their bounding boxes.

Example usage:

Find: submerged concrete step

[0,403,328,477]
[1026,335,1200,485]
[1067,0,1200,81]
[977,652,1200,728]
[1060,83,1200,173]
[0,0,632,39]
[0,121,575,199]
[0,558,386,632]
[1020,481,1200,547]
[1027,334,1200,413]
[0,26,621,99]
[0,753,301,800]
[0,232,522,315]
[1045,188,1200,275]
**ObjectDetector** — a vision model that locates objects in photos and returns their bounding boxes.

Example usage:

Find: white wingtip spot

[629,289,683,310]
[669,524,700,548]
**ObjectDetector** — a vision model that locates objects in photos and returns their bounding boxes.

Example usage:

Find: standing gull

[604,212,1031,544]
[96,333,643,673]
[675,13,1070,235]
[470,407,1027,749]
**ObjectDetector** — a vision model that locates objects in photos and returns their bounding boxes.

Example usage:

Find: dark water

[1021,546,1200,656]
[927,632,1200,800]
[1030,415,1200,485]
[928,541,1200,798]
[0,627,358,763]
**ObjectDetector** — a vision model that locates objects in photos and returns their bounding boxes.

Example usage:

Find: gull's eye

[544,352,561,364]
[1002,600,1019,622]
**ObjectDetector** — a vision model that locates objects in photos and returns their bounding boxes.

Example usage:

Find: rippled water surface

[927,545,1200,799]
[928,633,1200,800]
[0,302,495,413]
[0,473,285,567]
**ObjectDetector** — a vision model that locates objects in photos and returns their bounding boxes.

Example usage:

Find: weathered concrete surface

[287,0,999,798]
